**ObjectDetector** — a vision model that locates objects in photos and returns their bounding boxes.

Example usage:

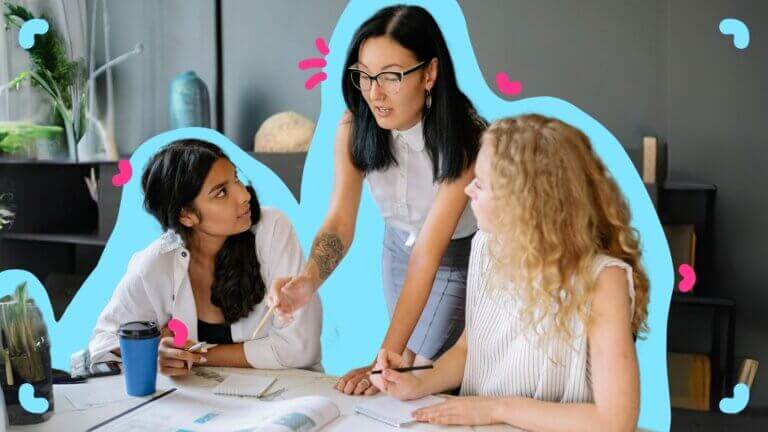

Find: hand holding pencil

[368,349,430,400]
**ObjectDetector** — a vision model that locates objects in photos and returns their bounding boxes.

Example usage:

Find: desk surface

[8,367,521,432]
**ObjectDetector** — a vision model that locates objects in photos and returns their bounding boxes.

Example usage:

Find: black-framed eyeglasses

[347,61,427,95]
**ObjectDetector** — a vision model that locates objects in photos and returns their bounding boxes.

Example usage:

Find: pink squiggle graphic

[299,58,327,70]
[111,159,133,187]
[167,318,188,347]
[299,37,330,91]
[305,72,328,91]
[495,71,523,96]
[678,264,697,293]
[315,37,330,56]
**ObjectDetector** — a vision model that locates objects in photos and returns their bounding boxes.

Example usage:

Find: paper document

[213,374,277,398]
[92,390,339,432]
[232,396,340,432]
[354,394,444,427]
[59,382,163,410]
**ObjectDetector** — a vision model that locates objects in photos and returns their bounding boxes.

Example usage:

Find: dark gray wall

[90,0,217,155]
[459,0,668,154]
[220,0,348,149]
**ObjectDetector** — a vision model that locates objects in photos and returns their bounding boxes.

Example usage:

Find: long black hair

[141,140,265,323]
[342,5,486,182]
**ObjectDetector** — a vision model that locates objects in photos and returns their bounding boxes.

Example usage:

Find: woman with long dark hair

[89,140,322,374]
[270,5,485,394]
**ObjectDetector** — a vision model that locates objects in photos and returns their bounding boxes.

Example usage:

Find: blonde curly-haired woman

[371,115,650,432]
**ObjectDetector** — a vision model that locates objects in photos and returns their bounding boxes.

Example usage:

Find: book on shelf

[663,224,696,290]
[668,352,711,411]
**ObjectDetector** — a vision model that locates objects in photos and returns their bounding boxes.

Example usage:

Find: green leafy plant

[0,121,62,154]
[0,282,48,383]
[3,2,86,160]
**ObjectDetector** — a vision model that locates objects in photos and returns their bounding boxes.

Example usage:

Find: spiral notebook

[212,374,277,398]
[354,395,444,427]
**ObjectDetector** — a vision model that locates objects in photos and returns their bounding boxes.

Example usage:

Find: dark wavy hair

[141,140,265,323]
[342,4,486,182]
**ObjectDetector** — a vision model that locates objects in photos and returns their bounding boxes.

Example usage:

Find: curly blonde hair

[483,115,649,347]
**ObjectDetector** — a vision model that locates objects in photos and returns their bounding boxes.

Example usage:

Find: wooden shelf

[0,232,107,247]
[662,182,717,192]
[672,294,735,308]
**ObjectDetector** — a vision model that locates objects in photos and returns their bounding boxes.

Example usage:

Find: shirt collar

[158,230,186,254]
[391,121,424,151]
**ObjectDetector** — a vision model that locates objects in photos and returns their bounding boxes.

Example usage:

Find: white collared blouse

[364,121,477,246]
[88,207,323,371]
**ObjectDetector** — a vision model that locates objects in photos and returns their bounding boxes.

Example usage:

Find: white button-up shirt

[365,121,477,246]
[88,207,322,371]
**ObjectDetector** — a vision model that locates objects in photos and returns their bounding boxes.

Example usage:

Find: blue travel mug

[118,321,160,396]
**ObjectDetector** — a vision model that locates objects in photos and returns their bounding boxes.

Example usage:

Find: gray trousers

[382,224,474,360]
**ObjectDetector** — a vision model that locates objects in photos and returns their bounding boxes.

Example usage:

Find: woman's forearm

[202,343,250,368]
[419,336,467,395]
[304,218,355,286]
[493,397,637,432]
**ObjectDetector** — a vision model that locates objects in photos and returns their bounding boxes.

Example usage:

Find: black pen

[369,365,434,375]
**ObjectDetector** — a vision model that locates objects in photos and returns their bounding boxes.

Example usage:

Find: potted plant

[2,2,85,161]
[0,282,53,425]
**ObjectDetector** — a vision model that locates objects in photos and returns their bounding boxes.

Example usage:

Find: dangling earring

[425,89,432,109]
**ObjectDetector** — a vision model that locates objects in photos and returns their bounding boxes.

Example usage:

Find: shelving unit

[660,182,737,411]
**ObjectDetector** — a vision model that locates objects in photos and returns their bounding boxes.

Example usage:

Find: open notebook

[354,395,445,427]
[212,374,277,398]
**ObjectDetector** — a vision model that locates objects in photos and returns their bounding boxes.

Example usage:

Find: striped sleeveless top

[460,231,636,402]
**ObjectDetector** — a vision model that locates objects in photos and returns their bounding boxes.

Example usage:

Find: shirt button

[181,251,187,258]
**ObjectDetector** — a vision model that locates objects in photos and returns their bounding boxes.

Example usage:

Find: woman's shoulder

[591,254,636,314]
[340,109,353,125]
[120,231,183,286]
[254,206,293,228]
[251,207,297,244]
[591,254,632,278]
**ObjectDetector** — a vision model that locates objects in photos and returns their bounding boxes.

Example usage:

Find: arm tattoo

[310,232,346,281]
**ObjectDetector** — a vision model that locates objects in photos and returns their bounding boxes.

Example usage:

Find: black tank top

[197,320,233,344]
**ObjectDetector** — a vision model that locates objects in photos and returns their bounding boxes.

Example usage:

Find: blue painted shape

[18,19,49,49]
[18,383,49,414]
[720,383,750,414]
[719,18,750,49]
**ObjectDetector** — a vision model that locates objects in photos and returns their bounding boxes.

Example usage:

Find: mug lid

[118,321,160,339]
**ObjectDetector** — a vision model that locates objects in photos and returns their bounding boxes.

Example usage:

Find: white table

[8,367,522,431]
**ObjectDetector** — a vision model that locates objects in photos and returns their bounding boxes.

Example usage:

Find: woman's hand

[369,349,407,391]
[370,349,426,401]
[157,336,207,377]
[267,275,317,321]
[412,396,501,426]
[335,364,379,396]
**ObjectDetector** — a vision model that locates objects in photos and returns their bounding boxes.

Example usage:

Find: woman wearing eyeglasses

[269,5,485,395]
